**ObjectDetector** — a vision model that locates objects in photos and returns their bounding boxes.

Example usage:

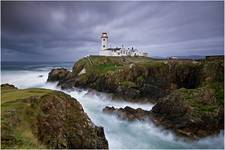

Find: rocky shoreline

[47,56,224,139]
[103,87,224,139]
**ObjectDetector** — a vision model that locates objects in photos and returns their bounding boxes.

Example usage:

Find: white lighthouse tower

[101,32,108,50]
[99,32,112,56]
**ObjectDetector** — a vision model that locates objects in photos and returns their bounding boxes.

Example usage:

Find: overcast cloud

[1,1,224,61]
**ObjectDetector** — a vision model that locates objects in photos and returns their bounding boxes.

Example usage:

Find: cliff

[47,55,224,139]
[48,56,224,103]
[1,84,108,149]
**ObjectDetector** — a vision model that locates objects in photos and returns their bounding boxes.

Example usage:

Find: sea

[1,61,224,149]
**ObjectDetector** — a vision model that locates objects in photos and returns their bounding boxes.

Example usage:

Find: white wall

[99,50,112,56]
[99,47,148,57]
[101,37,108,50]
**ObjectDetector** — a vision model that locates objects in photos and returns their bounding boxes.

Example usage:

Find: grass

[1,86,52,149]
[120,81,137,88]
[198,105,218,112]
[178,88,219,113]
[82,56,156,66]
[211,82,224,105]
[92,63,122,73]
[1,88,52,103]
[81,56,165,74]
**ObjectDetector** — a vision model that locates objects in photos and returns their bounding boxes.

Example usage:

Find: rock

[151,87,223,139]
[129,63,135,69]
[218,106,224,129]
[78,68,86,76]
[116,86,140,99]
[1,83,18,89]
[1,84,108,149]
[103,86,224,139]
[36,92,108,149]
[47,68,71,82]
[103,106,151,121]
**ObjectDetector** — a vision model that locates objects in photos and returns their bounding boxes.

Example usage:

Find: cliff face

[1,84,108,149]
[47,56,224,139]
[50,56,223,103]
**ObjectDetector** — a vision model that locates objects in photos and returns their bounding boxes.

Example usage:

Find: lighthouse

[101,32,108,50]
[99,32,148,57]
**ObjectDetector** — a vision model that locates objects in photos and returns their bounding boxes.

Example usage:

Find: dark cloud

[1,1,224,61]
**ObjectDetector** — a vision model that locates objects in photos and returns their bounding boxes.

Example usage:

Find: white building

[99,32,148,57]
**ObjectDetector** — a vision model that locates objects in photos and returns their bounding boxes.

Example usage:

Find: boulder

[47,68,71,82]
[103,106,151,121]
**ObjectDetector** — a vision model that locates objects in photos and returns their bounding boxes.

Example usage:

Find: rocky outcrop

[47,56,224,102]
[151,87,223,139]
[103,106,151,121]
[1,84,108,149]
[35,92,108,149]
[103,87,224,139]
[47,68,71,82]
[1,83,18,89]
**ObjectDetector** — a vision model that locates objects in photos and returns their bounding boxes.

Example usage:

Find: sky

[1,1,224,62]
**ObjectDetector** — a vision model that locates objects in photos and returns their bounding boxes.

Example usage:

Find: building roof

[105,48,121,51]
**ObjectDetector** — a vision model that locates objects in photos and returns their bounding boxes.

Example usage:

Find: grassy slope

[1,86,53,149]
[73,56,159,74]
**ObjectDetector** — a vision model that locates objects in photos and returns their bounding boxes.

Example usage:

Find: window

[103,39,105,41]
[103,45,105,47]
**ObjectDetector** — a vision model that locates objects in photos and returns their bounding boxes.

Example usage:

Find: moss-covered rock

[1,84,108,149]
[151,87,223,138]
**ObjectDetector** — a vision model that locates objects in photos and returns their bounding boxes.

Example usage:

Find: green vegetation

[70,55,224,102]
[1,88,52,103]
[211,82,224,105]
[1,84,108,149]
[120,81,137,88]
[1,86,53,149]
[88,56,154,65]
[136,75,145,84]
[178,87,219,113]
[90,63,122,74]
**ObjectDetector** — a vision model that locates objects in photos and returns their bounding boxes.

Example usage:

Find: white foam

[1,70,48,89]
